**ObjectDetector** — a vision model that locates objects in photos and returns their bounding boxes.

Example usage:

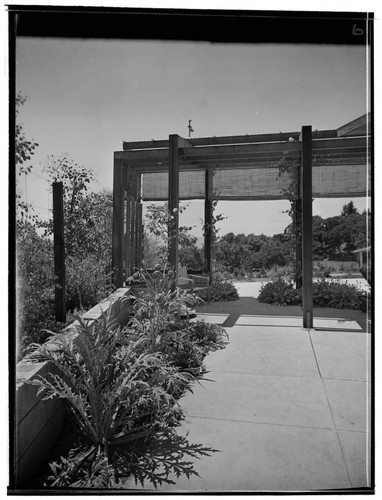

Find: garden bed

[16,271,229,490]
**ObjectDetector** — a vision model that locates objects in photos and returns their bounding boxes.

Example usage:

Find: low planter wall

[14,287,132,488]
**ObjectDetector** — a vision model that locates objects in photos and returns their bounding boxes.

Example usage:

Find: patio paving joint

[308,330,323,379]
[186,414,338,432]
[308,335,355,487]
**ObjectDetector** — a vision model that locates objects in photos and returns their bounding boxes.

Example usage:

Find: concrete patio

[127,309,371,492]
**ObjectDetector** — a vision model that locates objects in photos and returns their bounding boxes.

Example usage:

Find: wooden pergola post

[135,172,143,269]
[204,169,213,274]
[112,159,124,287]
[53,182,66,322]
[295,159,303,289]
[125,169,137,278]
[136,199,143,269]
[301,126,313,329]
[168,134,180,285]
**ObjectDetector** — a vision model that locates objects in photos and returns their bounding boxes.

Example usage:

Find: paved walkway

[125,281,371,492]
[127,314,371,492]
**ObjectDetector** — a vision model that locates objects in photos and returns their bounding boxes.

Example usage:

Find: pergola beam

[123,129,339,151]
[116,137,367,171]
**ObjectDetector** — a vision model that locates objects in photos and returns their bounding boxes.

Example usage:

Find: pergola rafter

[113,114,371,328]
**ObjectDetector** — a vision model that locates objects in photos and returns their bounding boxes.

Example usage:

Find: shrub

[66,254,114,311]
[16,218,115,359]
[126,268,227,380]
[16,222,61,358]
[313,261,335,278]
[312,279,362,309]
[186,320,229,354]
[258,278,301,306]
[258,277,363,310]
[266,264,294,280]
[161,320,228,377]
[198,275,239,303]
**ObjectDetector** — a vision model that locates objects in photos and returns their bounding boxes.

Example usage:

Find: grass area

[196,297,369,332]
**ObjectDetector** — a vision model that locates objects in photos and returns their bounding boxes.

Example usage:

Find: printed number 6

[353,24,364,36]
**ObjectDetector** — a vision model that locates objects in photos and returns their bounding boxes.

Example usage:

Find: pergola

[112,114,371,328]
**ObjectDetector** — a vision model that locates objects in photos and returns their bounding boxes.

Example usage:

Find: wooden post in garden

[112,159,124,287]
[301,126,313,329]
[204,169,213,275]
[53,182,66,322]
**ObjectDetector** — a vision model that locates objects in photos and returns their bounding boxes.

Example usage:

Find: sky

[15,36,370,238]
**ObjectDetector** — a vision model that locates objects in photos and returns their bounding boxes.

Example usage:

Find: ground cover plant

[258,277,364,310]
[24,270,228,489]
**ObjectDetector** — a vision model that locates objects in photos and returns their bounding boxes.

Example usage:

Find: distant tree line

[214,201,370,273]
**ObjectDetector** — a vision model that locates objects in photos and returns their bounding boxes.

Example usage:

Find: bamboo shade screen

[141,154,370,201]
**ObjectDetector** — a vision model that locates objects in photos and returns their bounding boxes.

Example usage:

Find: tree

[41,156,114,309]
[144,202,202,268]
[42,153,96,256]
[341,201,358,217]
[16,93,40,227]
[142,231,165,268]
[215,233,247,271]
[144,202,194,249]
[16,93,39,176]
[311,216,327,259]
[179,235,203,270]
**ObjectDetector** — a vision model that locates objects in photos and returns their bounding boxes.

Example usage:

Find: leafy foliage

[43,429,218,489]
[15,93,39,176]
[198,274,239,303]
[258,278,364,310]
[214,203,370,275]
[25,276,228,489]
[16,221,62,357]
[125,268,225,380]
[26,308,187,455]
[215,232,291,273]
[144,203,203,269]
[16,141,114,356]
[16,191,115,358]
[65,254,114,311]
[257,278,301,306]
[312,279,362,309]
[41,154,98,257]
[113,431,219,489]
[45,445,115,489]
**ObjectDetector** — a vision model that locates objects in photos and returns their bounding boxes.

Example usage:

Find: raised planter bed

[14,287,133,488]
